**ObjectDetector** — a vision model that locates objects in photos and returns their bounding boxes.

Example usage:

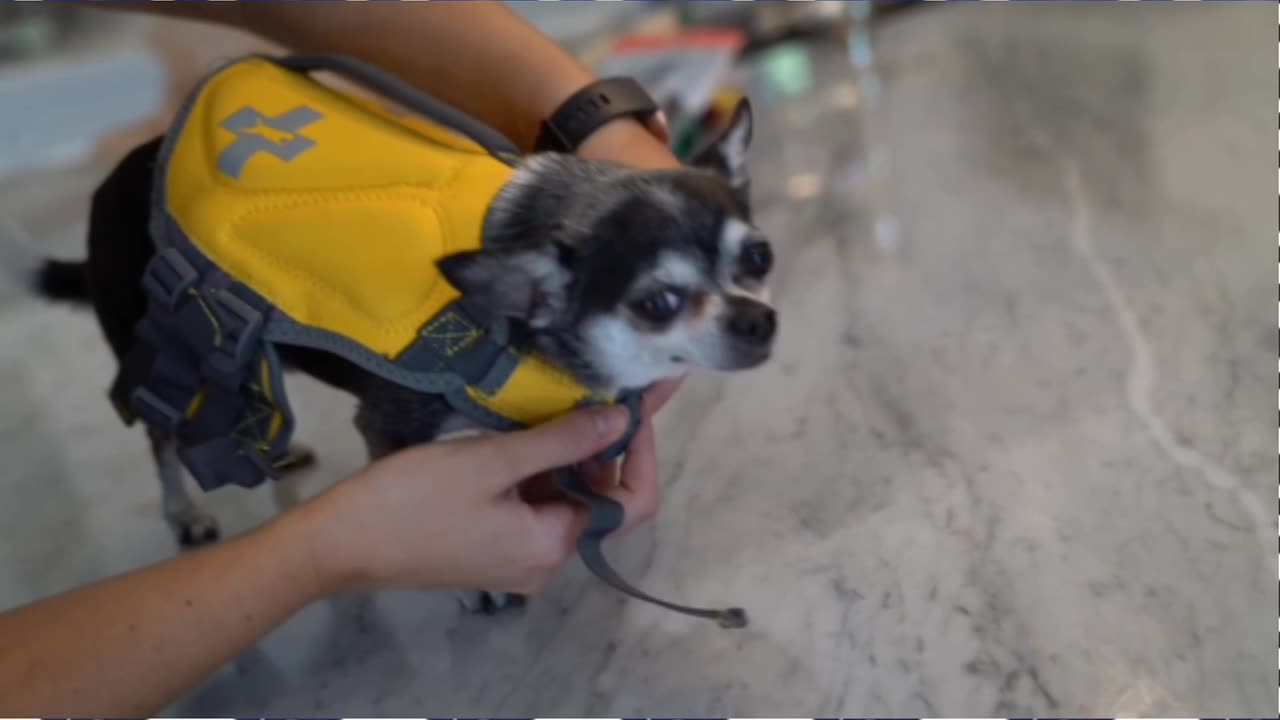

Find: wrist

[534,75,677,169]
[576,117,680,170]
[263,491,360,601]
[520,66,597,151]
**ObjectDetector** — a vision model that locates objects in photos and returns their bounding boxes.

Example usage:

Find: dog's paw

[174,511,221,547]
[457,590,527,615]
[276,443,317,474]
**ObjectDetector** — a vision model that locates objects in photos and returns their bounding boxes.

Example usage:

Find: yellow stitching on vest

[231,403,272,440]
[258,356,273,400]
[267,411,284,442]
[188,289,223,347]
[184,386,207,419]
[420,310,481,356]
[258,357,285,442]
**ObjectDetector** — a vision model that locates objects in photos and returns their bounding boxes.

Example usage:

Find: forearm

[106,2,676,167]
[0,513,327,716]
[109,3,602,150]
[242,3,595,151]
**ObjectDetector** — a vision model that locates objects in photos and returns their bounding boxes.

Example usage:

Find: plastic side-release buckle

[141,247,198,310]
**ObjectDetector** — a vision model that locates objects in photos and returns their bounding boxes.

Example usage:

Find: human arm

[101,1,678,169]
[0,404,660,716]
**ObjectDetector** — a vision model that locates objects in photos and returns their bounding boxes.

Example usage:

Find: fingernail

[593,407,626,438]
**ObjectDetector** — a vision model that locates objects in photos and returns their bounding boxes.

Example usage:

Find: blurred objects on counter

[0,7,279,183]
[677,1,916,52]
[593,28,747,161]
[0,7,166,180]
[582,0,917,161]
[0,3,79,60]
[844,1,900,252]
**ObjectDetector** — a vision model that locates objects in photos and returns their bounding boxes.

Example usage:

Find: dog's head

[441,100,776,392]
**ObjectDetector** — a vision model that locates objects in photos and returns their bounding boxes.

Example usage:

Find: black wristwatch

[535,77,666,153]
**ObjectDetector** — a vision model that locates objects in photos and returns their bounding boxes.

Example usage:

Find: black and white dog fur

[28,100,775,613]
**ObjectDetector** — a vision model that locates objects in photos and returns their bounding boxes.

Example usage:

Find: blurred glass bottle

[845,2,900,255]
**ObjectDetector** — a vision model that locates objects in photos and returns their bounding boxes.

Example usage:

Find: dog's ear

[438,245,571,328]
[692,98,753,179]
[691,97,753,207]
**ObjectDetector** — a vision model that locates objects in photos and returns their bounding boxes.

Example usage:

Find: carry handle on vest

[276,54,522,162]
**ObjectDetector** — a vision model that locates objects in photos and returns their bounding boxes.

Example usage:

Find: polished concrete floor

[0,3,1275,716]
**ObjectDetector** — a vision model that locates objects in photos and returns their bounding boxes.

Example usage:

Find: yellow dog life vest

[114,54,745,630]
[115,54,614,492]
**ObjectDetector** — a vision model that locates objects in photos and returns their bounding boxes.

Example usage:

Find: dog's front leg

[354,393,525,616]
[146,427,220,546]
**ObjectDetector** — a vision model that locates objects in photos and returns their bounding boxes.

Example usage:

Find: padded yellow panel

[465,357,597,427]
[164,57,513,357]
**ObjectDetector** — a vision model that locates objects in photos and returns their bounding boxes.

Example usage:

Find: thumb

[485,406,629,488]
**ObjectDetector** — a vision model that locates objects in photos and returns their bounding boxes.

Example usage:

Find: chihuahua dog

[31,99,776,612]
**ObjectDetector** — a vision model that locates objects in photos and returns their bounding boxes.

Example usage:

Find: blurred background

[0,2,1274,716]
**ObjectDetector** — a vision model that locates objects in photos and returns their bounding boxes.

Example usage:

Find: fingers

[583,459,620,491]
[483,406,627,489]
[517,419,658,534]
[533,419,659,534]
[642,378,682,419]
[614,419,660,533]
[504,419,662,594]
[511,501,581,593]
[516,471,558,503]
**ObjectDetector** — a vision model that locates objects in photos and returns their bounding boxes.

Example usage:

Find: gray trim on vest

[262,317,462,395]
[469,346,521,395]
[444,386,524,433]
[276,54,521,163]
[261,309,527,431]
[148,56,236,253]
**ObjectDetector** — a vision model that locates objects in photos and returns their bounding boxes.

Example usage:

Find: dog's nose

[726,299,776,345]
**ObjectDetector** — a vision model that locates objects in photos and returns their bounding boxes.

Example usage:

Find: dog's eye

[740,240,773,278]
[631,288,685,323]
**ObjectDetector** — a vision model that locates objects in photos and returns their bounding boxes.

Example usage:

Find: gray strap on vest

[554,391,748,629]
[259,300,525,433]
[115,247,297,492]
[276,54,522,163]
[120,246,525,492]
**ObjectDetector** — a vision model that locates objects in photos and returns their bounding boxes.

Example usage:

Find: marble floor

[0,3,1275,716]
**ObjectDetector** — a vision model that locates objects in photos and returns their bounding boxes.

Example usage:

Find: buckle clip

[142,248,198,310]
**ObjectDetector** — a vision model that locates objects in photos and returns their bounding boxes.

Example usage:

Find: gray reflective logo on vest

[217,105,323,179]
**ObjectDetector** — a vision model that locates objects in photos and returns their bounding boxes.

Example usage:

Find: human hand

[293,405,662,597]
